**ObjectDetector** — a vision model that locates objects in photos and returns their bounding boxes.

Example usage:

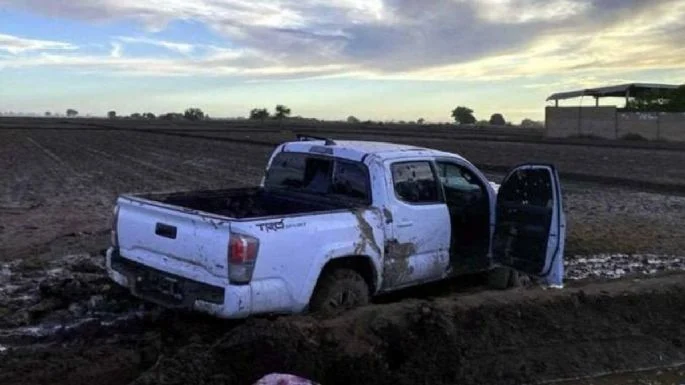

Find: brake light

[228,232,259,284]
[110,205,120,248]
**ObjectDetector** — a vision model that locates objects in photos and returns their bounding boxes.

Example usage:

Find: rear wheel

[309,268,370,314]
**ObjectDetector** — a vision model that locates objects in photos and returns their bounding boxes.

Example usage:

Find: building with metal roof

[546,83,681,107]
[544,83,685,141]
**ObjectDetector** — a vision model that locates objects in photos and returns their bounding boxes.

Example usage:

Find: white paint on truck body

[106,139,564,319]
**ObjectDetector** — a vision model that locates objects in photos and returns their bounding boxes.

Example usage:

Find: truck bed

[135,187,349,219]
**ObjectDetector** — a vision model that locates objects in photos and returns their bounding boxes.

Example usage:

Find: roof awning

[546,83,682,101]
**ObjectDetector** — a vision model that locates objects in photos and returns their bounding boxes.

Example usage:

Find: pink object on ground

[253,373,319,385]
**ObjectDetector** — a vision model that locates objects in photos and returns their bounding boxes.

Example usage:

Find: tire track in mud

[91,130,266,187]
[0,132,44,212]
[24,132,116,203]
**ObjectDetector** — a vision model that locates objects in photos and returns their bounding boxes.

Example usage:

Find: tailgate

[115,196,231,278]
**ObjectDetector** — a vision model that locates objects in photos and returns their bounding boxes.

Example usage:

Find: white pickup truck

[106,136,566,318]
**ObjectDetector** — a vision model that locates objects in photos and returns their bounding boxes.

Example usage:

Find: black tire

[309,268,370,314]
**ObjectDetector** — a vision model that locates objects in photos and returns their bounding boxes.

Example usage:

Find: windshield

[264,152,371,204]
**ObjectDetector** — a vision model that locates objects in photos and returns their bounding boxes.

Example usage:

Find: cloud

[0,33,77,54]
[0,0,684,82]
[110,42,123,58]
[115,36,195,55]
[0,50,355,78]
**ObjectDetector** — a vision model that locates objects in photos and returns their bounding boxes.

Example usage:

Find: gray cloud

[1,0,683,78]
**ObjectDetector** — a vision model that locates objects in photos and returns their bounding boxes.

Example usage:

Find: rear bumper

[106,248,293,319]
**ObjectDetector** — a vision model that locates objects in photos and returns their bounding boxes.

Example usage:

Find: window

[264,152,370,204]
[436,162,482,193]
[391,161,440,203]
[331,160,370,202]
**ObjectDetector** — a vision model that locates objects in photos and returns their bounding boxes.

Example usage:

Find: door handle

[397,220,414,228]
[155,223,177,239]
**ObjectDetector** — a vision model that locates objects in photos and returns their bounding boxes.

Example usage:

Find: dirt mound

[134,275,685,385]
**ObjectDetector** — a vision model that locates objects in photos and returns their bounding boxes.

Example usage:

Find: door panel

[381,160,450,290]
[492,164,564,277]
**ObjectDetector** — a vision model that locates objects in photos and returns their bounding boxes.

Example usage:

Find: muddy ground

[1,251,685,385]
[1,120,685,384]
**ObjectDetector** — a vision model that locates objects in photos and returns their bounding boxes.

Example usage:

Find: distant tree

[521,118,544,128]
[160,112,183,120]
[347,115,360,124]
[489,113,506,125]
[274,105,291,123]
[249,108,270,123]
[417,118,425,125]
[451,106,476,125]
[625,85,685,112]
[143,112,156,119]
[66,109,78,117]
[108,111,117,119]
[130,112,142,119]
[184,108,205,121]
[44,111,52,117]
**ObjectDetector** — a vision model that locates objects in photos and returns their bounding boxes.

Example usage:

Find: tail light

[228,232,259,284]
[111,205,120,248]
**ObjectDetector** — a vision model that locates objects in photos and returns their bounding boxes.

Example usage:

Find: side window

[331,160,370,203]
[436,162,483,192]
[391,161,440,204]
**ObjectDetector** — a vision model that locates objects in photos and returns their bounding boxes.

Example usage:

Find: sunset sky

[1,0,684,122]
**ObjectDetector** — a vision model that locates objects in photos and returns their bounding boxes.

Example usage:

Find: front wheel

[309,268,370,314]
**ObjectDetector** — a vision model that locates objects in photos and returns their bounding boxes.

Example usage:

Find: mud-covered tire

[309,268,370,314]
[487,267,522,290]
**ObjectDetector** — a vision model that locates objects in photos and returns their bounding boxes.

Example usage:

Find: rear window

[264,152,371,204]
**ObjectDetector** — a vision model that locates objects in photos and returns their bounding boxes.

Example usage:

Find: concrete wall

[545,107,581,138]
[546,107,685,141]
[659,113,685,141]
[579,107,616,138]
[617,112,658,140]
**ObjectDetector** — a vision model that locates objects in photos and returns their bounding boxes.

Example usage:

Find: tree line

[54,104,543,128]
[97,104,294,123]
[450,106,543,128]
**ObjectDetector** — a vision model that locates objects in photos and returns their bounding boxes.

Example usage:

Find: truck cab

[106,137,565,318]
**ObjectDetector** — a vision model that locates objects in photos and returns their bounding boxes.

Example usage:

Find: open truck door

[492,164,565,280]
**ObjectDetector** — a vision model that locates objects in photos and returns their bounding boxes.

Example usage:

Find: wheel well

[319,256,377,293]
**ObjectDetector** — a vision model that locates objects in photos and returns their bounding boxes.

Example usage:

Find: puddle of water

[565,254,685,281]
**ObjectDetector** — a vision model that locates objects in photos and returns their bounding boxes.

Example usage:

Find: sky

[0,0,684,122]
